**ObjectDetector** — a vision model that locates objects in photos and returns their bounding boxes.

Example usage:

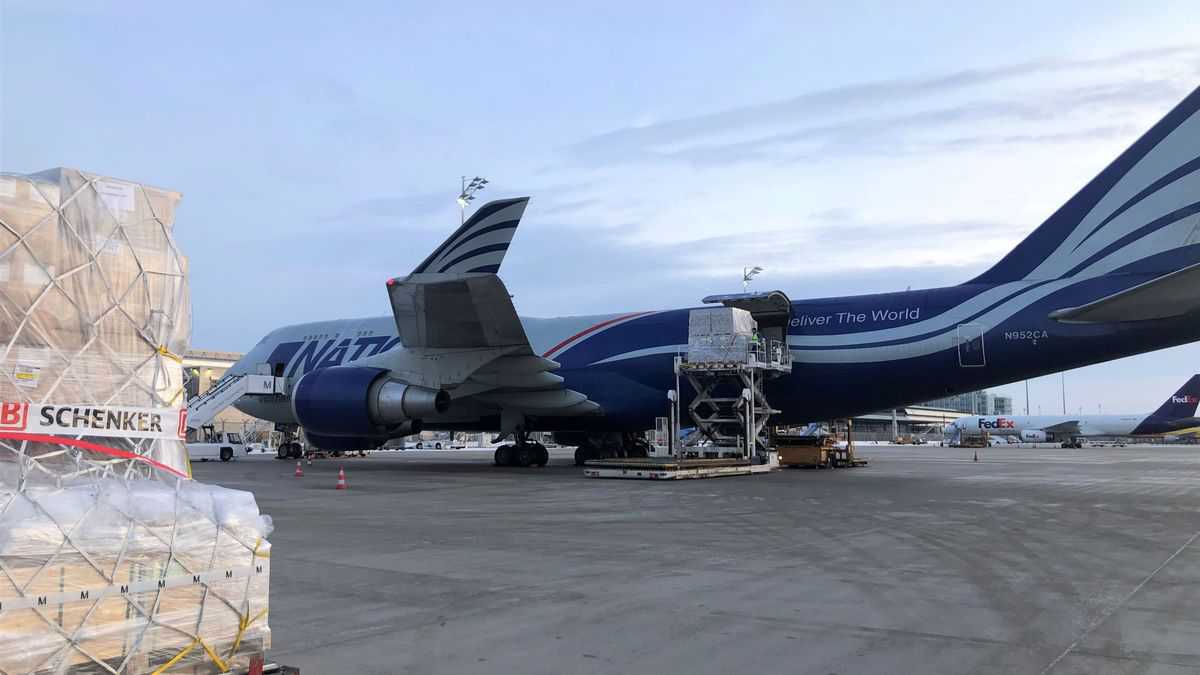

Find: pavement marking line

[1039,529,1200,675]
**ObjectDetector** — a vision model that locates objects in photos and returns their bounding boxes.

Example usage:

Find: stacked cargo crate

[0,169,271,674]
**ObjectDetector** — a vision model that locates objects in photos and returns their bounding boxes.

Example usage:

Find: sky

[1,1,1199,414]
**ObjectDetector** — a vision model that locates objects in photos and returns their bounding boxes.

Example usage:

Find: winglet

[411,197,530,275]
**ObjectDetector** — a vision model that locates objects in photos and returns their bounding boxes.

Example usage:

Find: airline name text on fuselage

[791,307,921,328]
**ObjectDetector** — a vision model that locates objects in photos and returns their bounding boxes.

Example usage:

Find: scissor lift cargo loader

[585,293,792,480]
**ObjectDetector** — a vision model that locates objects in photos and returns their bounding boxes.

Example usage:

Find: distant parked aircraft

[946,375,1200,447]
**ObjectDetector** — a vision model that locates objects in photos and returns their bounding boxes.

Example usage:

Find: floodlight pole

[742,265,763,293]
[1061,373,1067,415]
[457,175,489,225]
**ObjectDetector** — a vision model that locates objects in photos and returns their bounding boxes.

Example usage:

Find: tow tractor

[187,425,249,462]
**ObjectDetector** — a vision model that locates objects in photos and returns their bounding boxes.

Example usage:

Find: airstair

[186,373,285,430]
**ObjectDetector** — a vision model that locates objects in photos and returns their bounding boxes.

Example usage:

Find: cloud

[318,191,450,227]
[565,45,1200,167]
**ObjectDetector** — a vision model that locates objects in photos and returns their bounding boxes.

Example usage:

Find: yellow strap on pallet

[150,635,229,674]
[198,638,229,673]
[227,607,270,658]
[151,638,199,674]
[156,345,183,363]
[252,538,271,558]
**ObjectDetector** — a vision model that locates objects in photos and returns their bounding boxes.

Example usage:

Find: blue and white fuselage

[231,85,1200,446]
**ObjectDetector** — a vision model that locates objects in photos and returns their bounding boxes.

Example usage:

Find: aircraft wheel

[514,444,535,467]
[435,442,442,449]
[288,443,304,459]
[494,445,512,466]
[574,445,591,466]
[534,443,549,467]
[220,447,233,462]
[276,444,289,460]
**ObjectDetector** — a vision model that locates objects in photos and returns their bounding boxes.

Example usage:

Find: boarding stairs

[186,373,285,430]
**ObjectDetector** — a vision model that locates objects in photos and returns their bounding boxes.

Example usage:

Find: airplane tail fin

[968,85,1200,286]
[411,197,530,275]
[1150,374,1200,420]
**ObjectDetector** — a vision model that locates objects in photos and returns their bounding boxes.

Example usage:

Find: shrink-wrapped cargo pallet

[0,169,273,673]
[0,478,271,674]
[0,168,190,478]
[687,307,757,364]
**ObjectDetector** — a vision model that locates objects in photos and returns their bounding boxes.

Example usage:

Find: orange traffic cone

[294,461,304,477]
[335,467,347,490]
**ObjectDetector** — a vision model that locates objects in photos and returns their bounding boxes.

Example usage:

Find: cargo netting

[0,168,190,481]
[0,478,272,674]
[0,168,272,674]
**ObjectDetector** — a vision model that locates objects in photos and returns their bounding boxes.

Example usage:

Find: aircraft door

[957,323,986,367]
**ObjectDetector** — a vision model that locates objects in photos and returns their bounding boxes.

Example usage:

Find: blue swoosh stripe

[412,197,525,273]
[970,87,1200,284]
[437,242,510,273]
[1063,201,1200,278]
[792,279,1059,351]
[438,220,519,260]
[1072,154,1200,252]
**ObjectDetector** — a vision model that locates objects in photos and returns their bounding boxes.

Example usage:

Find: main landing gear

[493,431,549,467]
[570,432,650,466]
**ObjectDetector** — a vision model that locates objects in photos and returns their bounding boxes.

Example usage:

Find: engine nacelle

[303,431,388,452]
[291,366,449,437]
[1020,429,1047,442]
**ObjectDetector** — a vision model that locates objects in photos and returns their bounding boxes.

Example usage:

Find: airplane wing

[1040,420,1082,435]
[384,198,601,432]
[1049,260,1200,323]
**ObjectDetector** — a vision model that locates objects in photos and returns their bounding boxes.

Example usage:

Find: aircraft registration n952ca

[229,86,1200,466]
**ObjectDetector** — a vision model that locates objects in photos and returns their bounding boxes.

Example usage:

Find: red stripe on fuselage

[542,312,654,359]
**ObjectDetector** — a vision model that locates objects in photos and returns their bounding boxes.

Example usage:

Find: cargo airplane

[945,374,1200,447]
[228,85,1200,467]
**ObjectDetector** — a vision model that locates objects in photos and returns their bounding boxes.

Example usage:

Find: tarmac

[193,444,1200,675]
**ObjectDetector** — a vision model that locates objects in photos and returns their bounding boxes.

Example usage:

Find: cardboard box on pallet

[0,167,273,674]
[0,168,190,475]
[0,479,272,674]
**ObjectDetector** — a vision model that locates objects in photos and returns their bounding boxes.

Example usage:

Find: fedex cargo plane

[230,85,1200,466]
[946,375,1200,447]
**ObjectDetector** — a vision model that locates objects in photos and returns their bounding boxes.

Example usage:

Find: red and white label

[0,402,186,440]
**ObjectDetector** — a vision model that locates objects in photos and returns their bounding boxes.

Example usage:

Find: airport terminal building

[851,392,1013,441]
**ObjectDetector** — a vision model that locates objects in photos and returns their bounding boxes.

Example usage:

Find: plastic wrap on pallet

[0,478,271,674]
[687,307,755,339]
[0,168,273,674]
[0,168,190,480]
[687,307,756,364]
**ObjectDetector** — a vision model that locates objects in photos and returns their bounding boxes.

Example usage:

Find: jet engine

[291,366,449,437]
[1020,429,1047,442]
[302,431,387,452]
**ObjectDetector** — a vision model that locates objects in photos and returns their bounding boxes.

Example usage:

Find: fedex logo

[1172,395,1198,404]
[277,335,404,378]
[978,417,1016,429]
